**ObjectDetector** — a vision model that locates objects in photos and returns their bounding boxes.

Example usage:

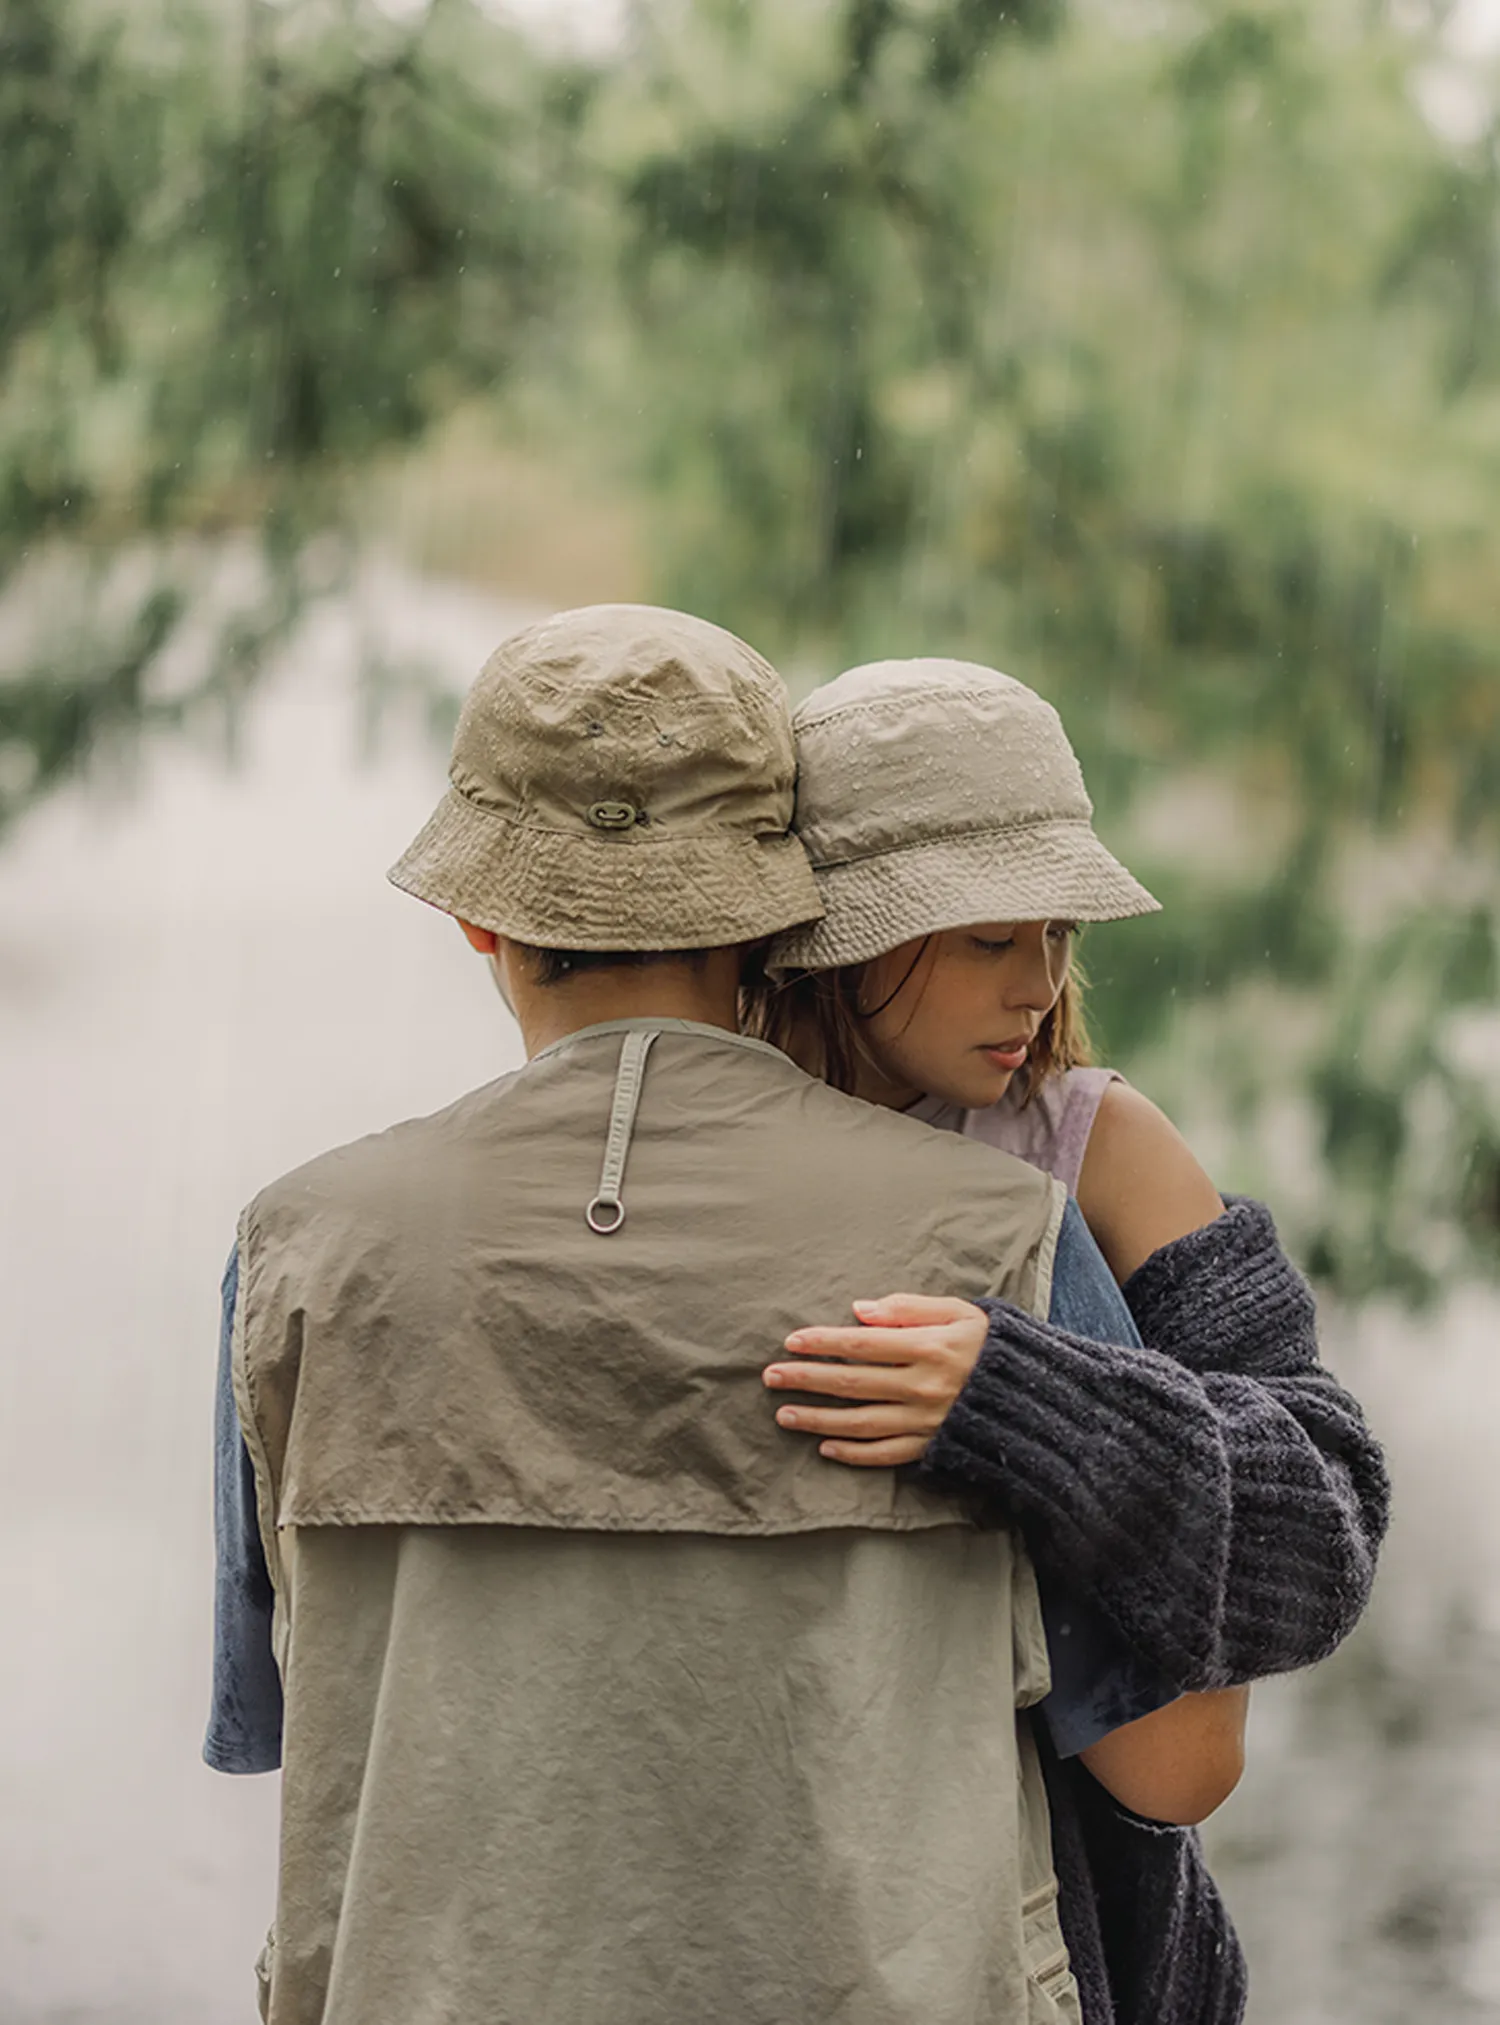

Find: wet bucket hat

[768,657,1158,975]
[389,603,823,949]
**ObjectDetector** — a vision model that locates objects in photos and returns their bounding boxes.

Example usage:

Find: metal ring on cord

[583,1028,661,1236]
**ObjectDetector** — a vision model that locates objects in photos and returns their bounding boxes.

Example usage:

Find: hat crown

[767,656,1158,977]
[450,604,797,839]
[388,604,824,952]
[791,659,1092,871]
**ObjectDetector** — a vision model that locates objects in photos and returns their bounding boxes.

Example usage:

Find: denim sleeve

[1036,1200,1182,1758]
[203,1245,284,1774]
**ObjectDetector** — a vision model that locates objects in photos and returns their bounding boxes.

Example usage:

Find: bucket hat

[389,604,823,950]
[768,657,1158,976]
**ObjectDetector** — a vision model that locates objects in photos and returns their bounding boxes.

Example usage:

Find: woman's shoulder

[965,1069,1226,1275]
[1074,1080,1226,1281]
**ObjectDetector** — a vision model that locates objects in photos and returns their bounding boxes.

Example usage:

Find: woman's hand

[762,1294,988,1467]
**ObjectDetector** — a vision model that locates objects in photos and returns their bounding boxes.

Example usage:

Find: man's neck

[505,950,746,1060]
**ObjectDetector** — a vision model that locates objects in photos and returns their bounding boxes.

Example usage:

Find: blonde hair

[741,938,1094,1101]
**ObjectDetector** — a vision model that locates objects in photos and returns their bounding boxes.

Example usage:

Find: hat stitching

[794,684,1052,730]
[806,814,1104,871]
[770,871,1155,972]
[440,784,787,844]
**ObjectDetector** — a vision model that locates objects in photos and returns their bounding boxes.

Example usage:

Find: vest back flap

[238,1027,1063,1536]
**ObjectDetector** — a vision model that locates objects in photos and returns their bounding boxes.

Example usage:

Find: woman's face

[855,921,1075,1111]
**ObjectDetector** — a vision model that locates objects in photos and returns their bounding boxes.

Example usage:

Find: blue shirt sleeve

[204,1244,284,1774]
[1035,1199,1183,1758]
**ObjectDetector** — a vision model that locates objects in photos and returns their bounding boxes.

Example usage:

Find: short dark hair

[514,943,712,988]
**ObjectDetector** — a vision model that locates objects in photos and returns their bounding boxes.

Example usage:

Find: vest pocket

[1021,1879,1083,2025]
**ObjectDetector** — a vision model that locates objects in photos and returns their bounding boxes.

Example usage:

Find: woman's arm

[1078,1687,1248,1827]
[766,1218,1251,1799]
[919,1200,1390,1690]
[1075,1080,1224,1281]
[775,1206,1389,1688]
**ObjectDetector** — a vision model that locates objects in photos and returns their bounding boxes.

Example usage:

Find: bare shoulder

[1076,1079,1225,1283]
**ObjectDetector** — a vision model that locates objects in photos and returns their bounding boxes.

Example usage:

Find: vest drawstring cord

[585,1028,661,1234]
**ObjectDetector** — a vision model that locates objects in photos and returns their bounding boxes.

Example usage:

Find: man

[208,604,1241,2024]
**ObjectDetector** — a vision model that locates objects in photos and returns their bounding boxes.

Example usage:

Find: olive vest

[235,1019,1081,2024]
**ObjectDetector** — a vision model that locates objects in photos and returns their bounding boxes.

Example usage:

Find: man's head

[389,605,822,1034]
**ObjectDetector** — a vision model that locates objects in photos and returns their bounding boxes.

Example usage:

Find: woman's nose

[1004,944,1064,1012]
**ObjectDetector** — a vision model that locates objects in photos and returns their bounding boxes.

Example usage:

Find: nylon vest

[235,1019,1081,2025]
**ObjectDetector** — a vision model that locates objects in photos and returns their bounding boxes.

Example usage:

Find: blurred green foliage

[1,0,1497,1297]
[0,0,559,809]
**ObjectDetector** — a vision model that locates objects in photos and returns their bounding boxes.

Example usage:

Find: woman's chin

[929,1064,1018,1111]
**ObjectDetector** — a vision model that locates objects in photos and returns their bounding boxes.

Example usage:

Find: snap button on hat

[587,800,639,830]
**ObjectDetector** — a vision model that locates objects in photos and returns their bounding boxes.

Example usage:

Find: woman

[745,657,1389,2025]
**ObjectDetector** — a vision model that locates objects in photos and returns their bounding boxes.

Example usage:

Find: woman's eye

[970,937,1015,954]
[1047,922,1077,943]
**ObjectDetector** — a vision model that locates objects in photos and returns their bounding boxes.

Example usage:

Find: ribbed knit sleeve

[918,1199,1390,1693]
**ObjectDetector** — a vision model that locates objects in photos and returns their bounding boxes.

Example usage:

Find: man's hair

[513,944,713,988]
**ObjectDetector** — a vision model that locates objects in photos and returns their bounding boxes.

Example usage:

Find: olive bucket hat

[768,657,1158,976]
[389,604,824,950]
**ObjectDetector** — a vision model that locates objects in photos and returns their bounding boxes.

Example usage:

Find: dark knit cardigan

[917,1198,1391,2025]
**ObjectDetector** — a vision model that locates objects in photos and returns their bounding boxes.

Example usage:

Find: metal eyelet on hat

[586,800,639,830]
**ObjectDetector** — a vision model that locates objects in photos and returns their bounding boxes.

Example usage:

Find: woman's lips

[981,1041,1030,1072]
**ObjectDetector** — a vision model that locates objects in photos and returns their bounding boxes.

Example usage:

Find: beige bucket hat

[389,604,823,949]
[768,657,1158,975]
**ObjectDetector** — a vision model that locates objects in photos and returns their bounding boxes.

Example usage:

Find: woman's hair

[741,939,1095,1102]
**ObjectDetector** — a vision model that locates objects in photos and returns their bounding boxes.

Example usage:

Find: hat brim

[389,786,824,950]
[766,820,1159,976]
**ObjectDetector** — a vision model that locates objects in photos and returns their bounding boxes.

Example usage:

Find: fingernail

[777,1408,799,1427]
[852,1301,878,1314]
[765,1367,787,1387]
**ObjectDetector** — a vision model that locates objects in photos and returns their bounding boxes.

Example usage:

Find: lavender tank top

[907,1067,1123,1195]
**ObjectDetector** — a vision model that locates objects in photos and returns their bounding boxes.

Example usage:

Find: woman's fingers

[765,1357,917,1400]
[815,1434,932,1468]
[779,1325,941,1363]
[851,1293,985,1328]
[768,1299,989,1465]
[774,1401,934,1441]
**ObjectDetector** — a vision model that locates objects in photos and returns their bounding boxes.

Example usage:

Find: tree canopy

[1,0,1497,1295]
